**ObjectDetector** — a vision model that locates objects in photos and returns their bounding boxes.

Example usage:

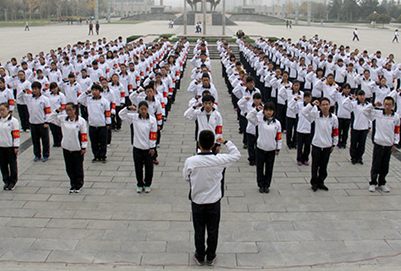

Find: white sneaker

[144,186,151,193]
[137,187,143,193]
[379,185,390,193]
[368,185,376,192]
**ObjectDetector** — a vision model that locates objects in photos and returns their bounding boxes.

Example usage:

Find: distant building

[113,0,154,16]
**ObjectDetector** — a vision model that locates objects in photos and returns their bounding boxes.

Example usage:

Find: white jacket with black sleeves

[246,108,282,152]
[183,141,241,205]
[301,103,339,148]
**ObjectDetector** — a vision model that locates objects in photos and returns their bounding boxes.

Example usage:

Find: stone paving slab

[1,22,401,270]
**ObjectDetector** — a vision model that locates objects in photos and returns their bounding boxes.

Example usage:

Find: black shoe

[259,187,265,193]
[351,160,357,165]
[312,185,318,192]
[317,184,329,191]
[194,254,205,266]
[3,184,8,190]
[243,144,247,149]
[206,257,216,266]
[249,161,255,166]
[92,158,98,163]
[100,158,107,163]
[358,159,363,165]
[264,187,270,194]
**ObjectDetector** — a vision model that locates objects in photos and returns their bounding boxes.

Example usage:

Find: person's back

[183,131,240,266]
[184,140,240,204]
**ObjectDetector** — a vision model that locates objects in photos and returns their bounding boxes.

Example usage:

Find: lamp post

[184,0,187,35]
[222,0,226,35]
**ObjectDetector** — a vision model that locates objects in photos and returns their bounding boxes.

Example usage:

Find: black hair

[264,101,276,112]
[304,91,312,98]
[246,76,255,83]
[91,84,102,92]
[31,81,42,90]
[199,130,215,151]
[319,97,331,104]
[68,73,75,78]
[0,78,5,84]
[357,90,365,96]
[384,96,395,104]
[65,102,77,113]
[138,100,149,108]
[202,94,215,104]
[49,82,59,92]
[342,83,351,89]
[202,90,211,96]
[252,93,262,100]
[202,73,210,79]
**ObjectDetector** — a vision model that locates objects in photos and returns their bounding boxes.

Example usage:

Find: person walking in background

[24,21,30,31]
[393,29,399,43]
[183,131,240,266]
[89,21,94,35]
[95,21,100,35]
[48,103,88,193]
[0,103,19,191]
[353,28,359,41]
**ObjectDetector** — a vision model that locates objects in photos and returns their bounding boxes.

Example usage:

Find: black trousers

[338,118,351,147]
[247,133,257,163]
[286,116,298,148]
[256,148,276,188]
[311,145,331,186]
[133,147,154,187]
[89,126,107,159]
[239,115,248,144]
[297,132,312,163]
[31,124,50,158]
[277,104,286,129]
[63,149,84,190]
[350,129,368,162]
[112,106,122,130]
[17,104,30,131]
[370,143,392,186]
[80,105,88,120]
[192,200,221,261]
[0,147,18,188]
[49,123,62,147]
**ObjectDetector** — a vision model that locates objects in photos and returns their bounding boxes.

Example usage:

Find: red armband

[149,131,157,140]
[111,103,116,110]
[215,126,222,134]
[105,110,111,118]
[395,126,400,134]
[81,133,88,142]
[44,107,51,114]
[332,128,339,137]
[276,132,282,141]
[156,113,162,121]
[8,99,15,106]
[12,130,20,139]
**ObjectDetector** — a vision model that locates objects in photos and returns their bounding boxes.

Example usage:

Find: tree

[378,13,391,26]
[311,2,327,20]
[329,0,343,20]
[340,0,359,21]
[359,0,379,18]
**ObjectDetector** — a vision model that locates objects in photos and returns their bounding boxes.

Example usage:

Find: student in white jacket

[247,102,282,193]
[183,131,240,266]
[47,103,88,193]
[0,102,19,190]
[302,98,339,192]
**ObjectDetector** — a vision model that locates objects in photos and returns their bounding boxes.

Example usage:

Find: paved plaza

[1,20,401,270]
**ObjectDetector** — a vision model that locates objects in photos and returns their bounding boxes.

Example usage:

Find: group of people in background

[216,32,401,194]
[0,35,190,194]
